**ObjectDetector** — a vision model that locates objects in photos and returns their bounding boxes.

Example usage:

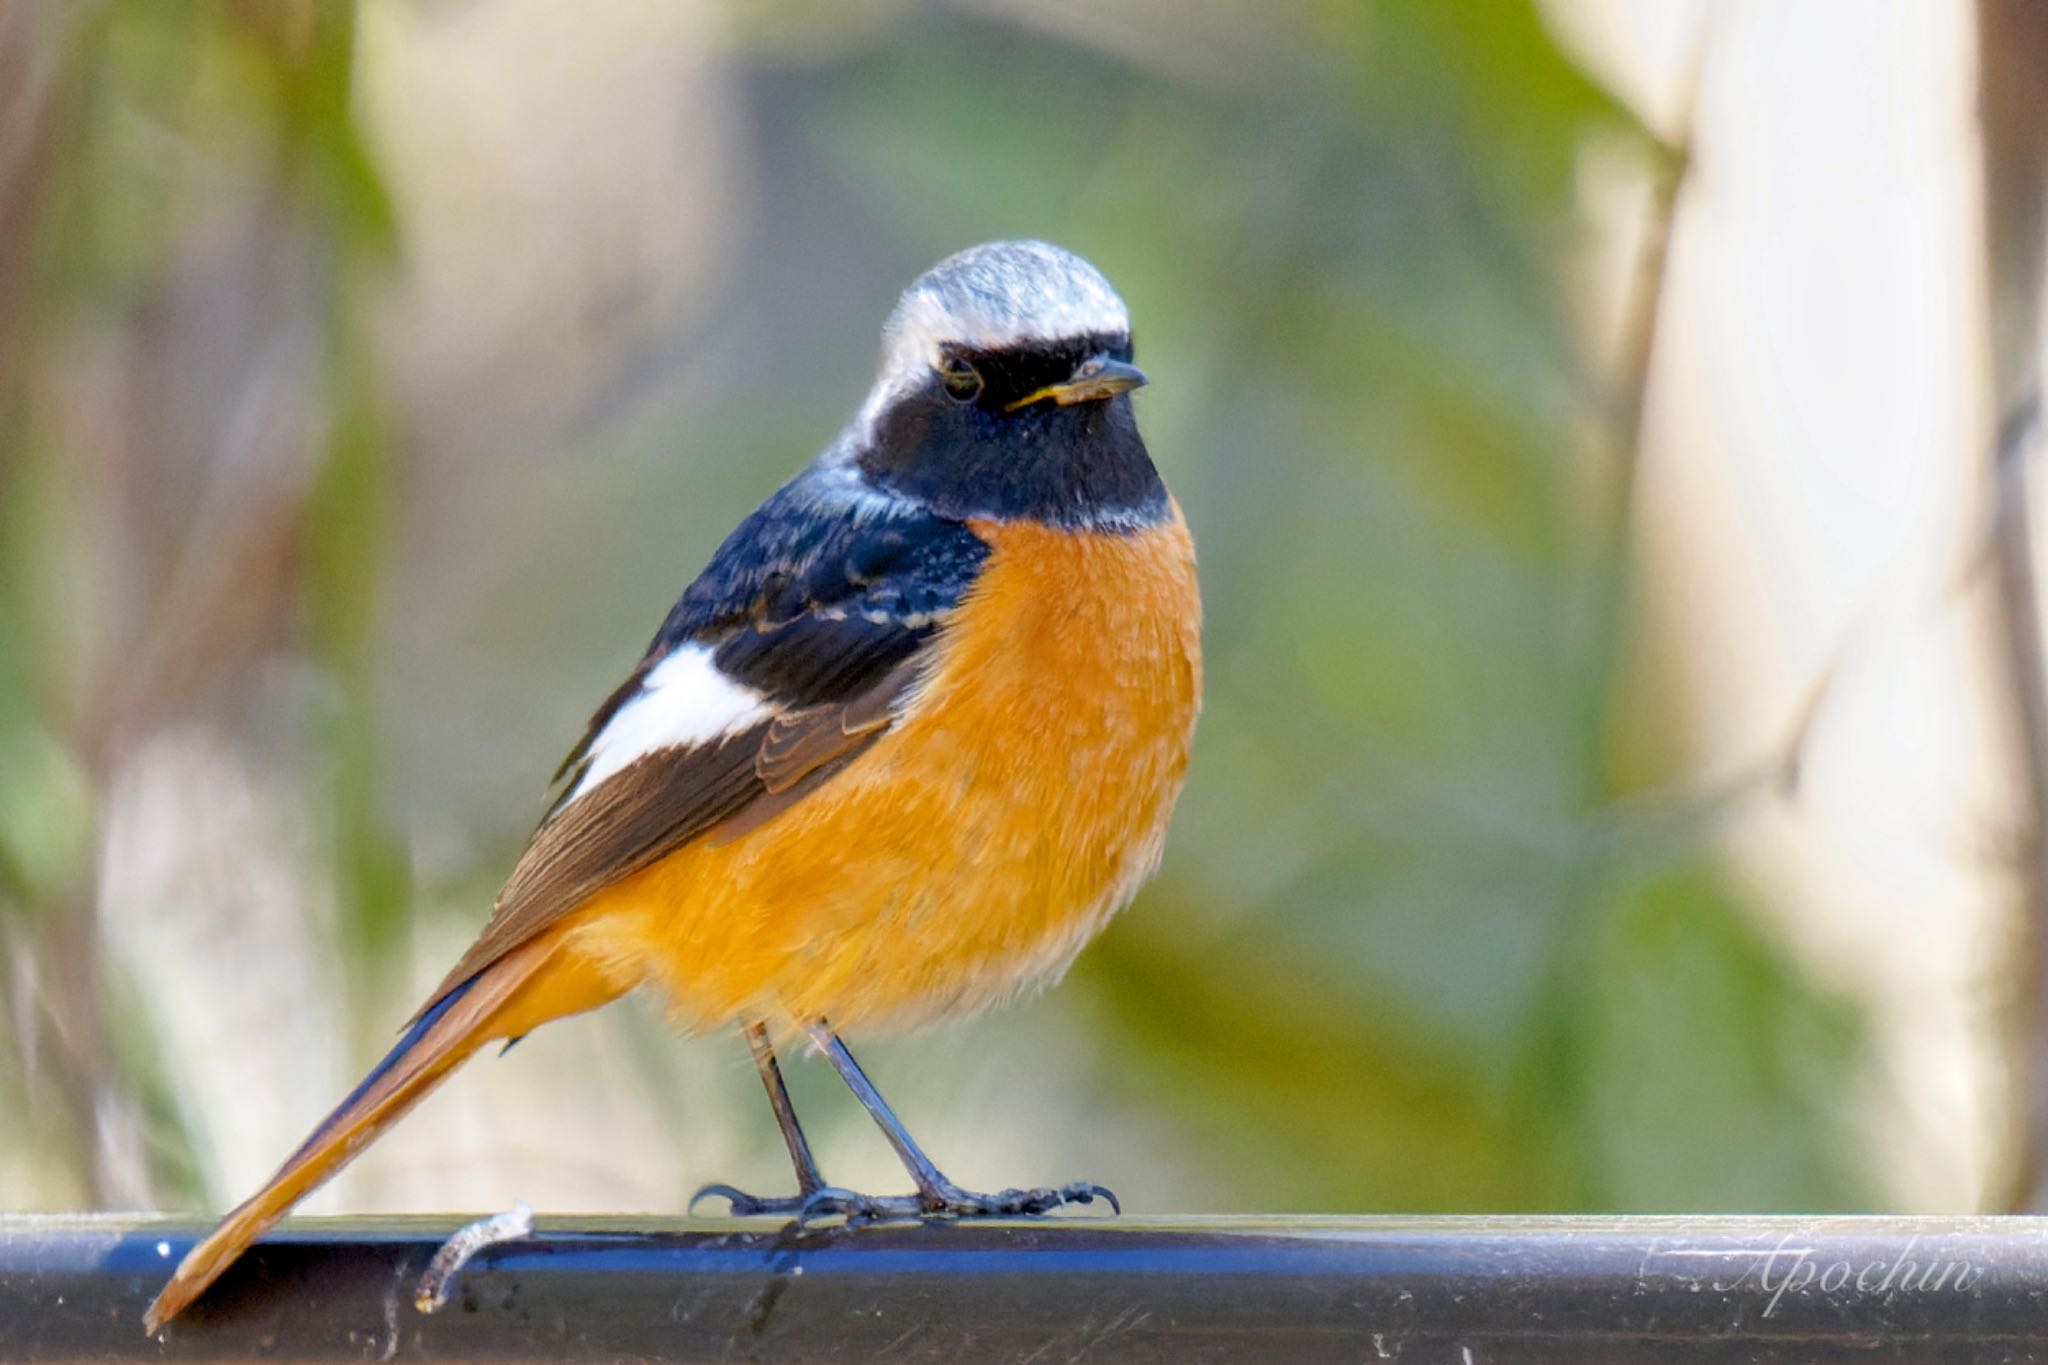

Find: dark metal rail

[6,1213,2048,1362]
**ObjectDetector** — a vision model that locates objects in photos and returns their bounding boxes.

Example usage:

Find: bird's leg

[793,1022,1118,1224]
[749,1021,827,1197]
[690,1021,830,1216]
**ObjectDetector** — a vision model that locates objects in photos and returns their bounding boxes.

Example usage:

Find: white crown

[859,242,1131,433]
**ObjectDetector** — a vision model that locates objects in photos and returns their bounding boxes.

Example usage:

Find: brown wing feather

[709,661,918,842]
[757,680,898,793]
[414,659,923,1018]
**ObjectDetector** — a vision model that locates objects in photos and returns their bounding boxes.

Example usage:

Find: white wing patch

[568,644,771,801]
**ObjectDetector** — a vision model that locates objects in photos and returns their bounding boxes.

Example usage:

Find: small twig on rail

[414,1202,533,1314]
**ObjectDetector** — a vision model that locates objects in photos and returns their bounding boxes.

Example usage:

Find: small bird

[145,240,1202,1332]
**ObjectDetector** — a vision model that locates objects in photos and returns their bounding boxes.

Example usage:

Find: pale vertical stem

[1977,0,2048,1212]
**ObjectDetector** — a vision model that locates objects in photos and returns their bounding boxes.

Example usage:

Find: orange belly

[563,508,1201,1033]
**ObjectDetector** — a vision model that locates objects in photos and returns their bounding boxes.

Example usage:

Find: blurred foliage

[0,0,1870,1219]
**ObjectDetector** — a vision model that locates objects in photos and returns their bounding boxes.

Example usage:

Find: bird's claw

[689,1182,813,1218]
[1016,1180,1119,1216]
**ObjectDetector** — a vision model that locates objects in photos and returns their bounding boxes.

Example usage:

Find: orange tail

[144,931,622,1334]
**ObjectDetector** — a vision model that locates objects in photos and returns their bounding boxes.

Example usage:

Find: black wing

[555,471,990,783]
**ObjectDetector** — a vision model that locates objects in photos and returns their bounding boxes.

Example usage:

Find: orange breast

[565,506,1202,1034]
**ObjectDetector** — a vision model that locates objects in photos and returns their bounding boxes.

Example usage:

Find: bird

[144,239,1202,1333]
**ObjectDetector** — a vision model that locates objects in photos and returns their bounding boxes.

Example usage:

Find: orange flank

[142,934,621,1334]
[565,506,1203,1033]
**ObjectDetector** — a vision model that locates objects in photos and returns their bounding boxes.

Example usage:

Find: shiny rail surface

[6,1213,2048,1362]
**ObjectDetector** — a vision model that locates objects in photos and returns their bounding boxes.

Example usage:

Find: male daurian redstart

[147,240,1201,1331]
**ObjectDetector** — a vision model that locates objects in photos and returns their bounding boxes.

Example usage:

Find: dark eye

[938,355,983,403]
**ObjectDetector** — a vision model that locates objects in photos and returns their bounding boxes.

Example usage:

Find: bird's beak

[1005,355,1148,411]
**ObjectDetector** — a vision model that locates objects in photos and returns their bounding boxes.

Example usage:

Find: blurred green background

[0,0,2011,1220]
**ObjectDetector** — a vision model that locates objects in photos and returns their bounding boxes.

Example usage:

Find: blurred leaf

[0,726,94,916]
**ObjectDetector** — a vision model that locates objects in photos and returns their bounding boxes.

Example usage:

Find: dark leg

[689,1021,829,1216]
[798,1022,1118,1223]
[748,1021,826,1196]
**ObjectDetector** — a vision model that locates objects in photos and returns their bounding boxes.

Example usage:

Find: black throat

[857,334,1168,530]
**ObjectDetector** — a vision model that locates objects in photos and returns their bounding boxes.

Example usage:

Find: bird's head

[853,241,1164,529]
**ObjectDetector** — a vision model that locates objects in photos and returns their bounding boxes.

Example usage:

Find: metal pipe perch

[9,1214,2048,1361]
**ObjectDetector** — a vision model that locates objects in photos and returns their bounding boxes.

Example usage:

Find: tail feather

[144,932,621,1335]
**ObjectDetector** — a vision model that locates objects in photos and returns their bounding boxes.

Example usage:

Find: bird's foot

[694,1177,1118,1223]
[923,1178,1119,1219]
[796,1179,1119,1226]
